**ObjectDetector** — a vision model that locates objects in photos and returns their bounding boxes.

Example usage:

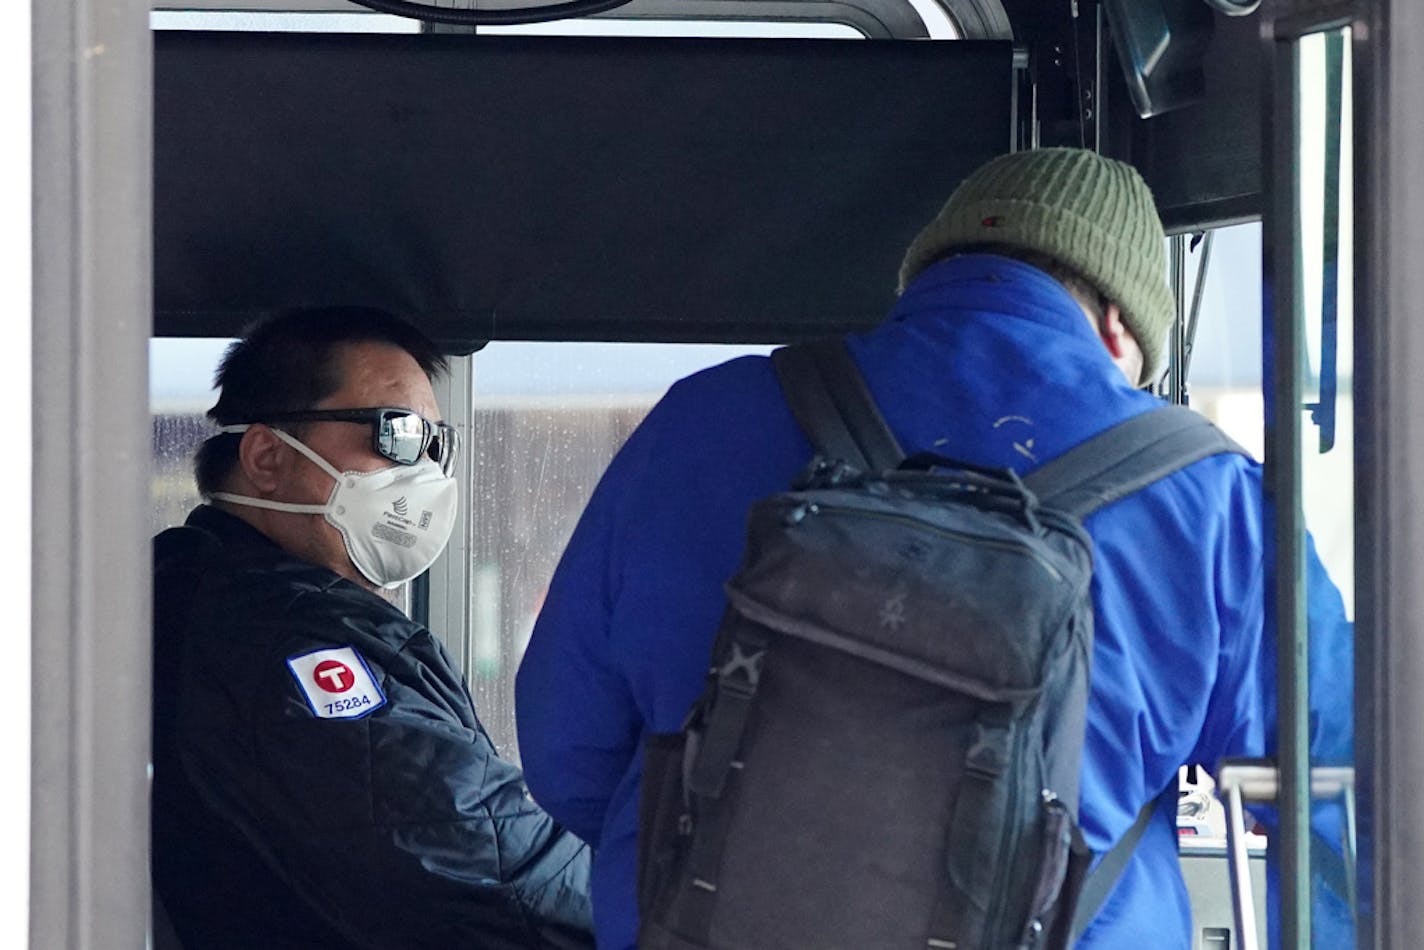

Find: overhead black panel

[1107,9,1262,233]
[154,32,1014,350]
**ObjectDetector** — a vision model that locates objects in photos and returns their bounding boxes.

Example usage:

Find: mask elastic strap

[218,423,346,482]
[210,424,343,513]
[207,491,329,515]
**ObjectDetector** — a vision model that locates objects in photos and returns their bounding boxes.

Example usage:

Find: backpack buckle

[686,640,769,801]
[1004,468,1045,535]
[965,722,1011,779]
[793,454,863,490]
[716,641,766,697]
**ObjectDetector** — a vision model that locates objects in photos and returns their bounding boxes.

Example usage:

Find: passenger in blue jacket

[152,306,593,949]
[515,148,1352,948]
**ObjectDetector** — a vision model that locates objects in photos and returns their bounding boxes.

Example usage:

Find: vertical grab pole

[1343,779,1359,917]
[1223,780,1262,950]
[1166,235,1188,405]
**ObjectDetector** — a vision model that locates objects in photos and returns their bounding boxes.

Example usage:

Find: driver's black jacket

[152,505,593,949]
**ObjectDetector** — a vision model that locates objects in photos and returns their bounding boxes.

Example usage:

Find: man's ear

[1097,302,1130,359]
[1095,302,1149,387]
[236,425,291,494]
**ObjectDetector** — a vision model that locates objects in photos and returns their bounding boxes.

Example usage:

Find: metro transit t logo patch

[313,659,355,692]
[286,646,387,720]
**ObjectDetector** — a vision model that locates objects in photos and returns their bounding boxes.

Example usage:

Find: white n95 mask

[211,427,458,589]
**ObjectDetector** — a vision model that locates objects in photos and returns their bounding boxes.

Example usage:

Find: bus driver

[152,307,594,949]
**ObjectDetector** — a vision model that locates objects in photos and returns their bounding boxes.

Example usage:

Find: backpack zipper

[983,723,1028,946]
[1016,790,1073,949]
[800,503,1066,583]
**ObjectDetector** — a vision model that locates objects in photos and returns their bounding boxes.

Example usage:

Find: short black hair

[194,306,448,496]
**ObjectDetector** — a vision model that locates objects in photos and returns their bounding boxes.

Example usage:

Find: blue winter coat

[515,254,1353,949]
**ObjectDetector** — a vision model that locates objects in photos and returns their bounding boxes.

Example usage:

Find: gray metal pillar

[426,355,475,674]
[32,0,152,946]
[1364,2,1424,946]
[1260,7,1310,942]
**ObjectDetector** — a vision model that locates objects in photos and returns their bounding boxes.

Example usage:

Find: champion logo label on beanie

[981,216,1004,227]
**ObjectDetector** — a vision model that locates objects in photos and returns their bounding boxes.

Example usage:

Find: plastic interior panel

[1111,9,1263,232]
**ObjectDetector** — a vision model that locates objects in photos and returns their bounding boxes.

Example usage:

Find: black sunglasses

[260,407,460,476]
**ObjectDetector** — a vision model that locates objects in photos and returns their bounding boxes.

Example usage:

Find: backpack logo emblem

[879,591,907,631]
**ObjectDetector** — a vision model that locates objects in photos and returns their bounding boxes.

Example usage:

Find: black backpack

[637,340,1246,950]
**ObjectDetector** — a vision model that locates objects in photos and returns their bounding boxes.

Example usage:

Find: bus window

[150,10,420,32]
[1295,23,1357,940]
[456,342,774,760]
[1178,221,1266,462]
[1297,27,1355,621]
[150,338,229,536]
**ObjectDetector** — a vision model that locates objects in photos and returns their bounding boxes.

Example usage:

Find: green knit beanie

[898,148,1173,382]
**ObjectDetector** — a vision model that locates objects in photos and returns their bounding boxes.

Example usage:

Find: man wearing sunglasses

[152,306,593,949]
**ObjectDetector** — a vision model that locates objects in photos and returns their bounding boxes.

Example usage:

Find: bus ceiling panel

[570,0,929,39]
[151,0,359,8]
[936,0,1011,39]
[581,0,1010,39]
[153,32,1015,349]
[145,0,1008,42]
[149,0,946,39]
[597,0,930,39]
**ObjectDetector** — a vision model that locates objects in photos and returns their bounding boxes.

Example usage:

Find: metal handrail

[1215,760,1358,950]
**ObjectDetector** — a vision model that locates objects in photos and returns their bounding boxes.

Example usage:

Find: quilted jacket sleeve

[176,576,594,950]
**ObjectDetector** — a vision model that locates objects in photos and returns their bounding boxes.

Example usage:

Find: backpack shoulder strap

[1069,793,1165,941]
[1035,410,1245,937]
[771,339,904,472]
[1023,405,1249,520]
